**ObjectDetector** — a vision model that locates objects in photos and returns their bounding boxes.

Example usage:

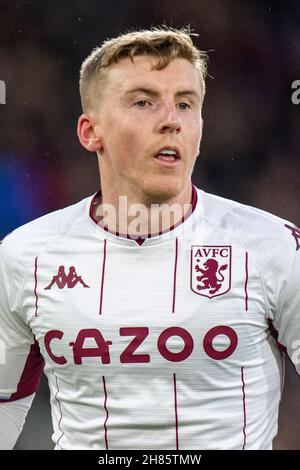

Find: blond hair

[79,26,208,112]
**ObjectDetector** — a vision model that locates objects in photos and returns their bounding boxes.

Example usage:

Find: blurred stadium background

[0,0,299,450]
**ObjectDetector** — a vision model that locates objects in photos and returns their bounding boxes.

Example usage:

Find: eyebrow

[124,87,200,100]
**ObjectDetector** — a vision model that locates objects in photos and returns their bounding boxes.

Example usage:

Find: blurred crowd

[0,0,299,449]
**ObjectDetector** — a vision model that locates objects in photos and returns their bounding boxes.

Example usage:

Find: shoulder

[201,190,299,266]
[0,196,91,272]
[203,190,296,240]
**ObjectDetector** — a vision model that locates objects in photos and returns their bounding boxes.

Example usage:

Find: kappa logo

[285,224,300,251]
[45,266,90,290]
[191,246,232,298]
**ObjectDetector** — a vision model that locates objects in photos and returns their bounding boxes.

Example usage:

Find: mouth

[153,146,181,166]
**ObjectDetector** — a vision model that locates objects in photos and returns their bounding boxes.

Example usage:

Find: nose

[156,103,181,134]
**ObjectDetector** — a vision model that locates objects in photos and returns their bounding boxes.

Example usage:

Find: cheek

[189,120,202,150]
[104,118,142,169]
[106,108,149,145]
[118,133,141,168]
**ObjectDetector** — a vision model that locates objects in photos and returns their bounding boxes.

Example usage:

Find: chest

[22,237,268,372]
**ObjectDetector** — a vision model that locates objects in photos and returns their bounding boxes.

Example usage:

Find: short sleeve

[0,394,35,449]
[0,235,44,401]
[273,247,300,374]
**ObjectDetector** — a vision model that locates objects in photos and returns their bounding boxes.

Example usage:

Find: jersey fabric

[0,185,300,450]
[0,394,34,450]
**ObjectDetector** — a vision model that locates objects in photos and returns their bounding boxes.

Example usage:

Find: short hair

[79,26,208,112]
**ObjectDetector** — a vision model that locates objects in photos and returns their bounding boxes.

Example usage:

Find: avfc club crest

[191,245,232,299]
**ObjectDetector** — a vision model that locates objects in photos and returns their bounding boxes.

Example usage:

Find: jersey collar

[87,184,202,246]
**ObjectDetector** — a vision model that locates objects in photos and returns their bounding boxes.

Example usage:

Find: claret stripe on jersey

[173,373,179,450]
[172,238,179,314]
[54,372,64,449]
[102,376,109,450]
[34,256,39,317]
[244,252,249,311]
[99,239,107,316]
[241,366,247,450]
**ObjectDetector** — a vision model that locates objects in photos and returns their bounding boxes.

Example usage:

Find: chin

[141,177,184,204]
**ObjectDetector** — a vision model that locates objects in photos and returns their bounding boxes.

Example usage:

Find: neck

[92,183,194,239]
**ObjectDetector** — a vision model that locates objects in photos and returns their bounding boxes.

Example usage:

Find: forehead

[102,56,202,96]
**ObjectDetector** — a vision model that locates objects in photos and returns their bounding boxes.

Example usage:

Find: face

[90,55,203,203]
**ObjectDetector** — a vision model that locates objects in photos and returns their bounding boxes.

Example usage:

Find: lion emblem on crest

[195,258,228,295]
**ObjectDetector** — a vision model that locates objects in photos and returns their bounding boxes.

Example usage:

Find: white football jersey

[0,185,300,450]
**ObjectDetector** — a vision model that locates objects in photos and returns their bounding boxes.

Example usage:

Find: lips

[156,154,177,162]
[153,146,181,164]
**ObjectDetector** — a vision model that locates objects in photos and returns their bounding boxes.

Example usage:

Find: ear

[77,113,103,153]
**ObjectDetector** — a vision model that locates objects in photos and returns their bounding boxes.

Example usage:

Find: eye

[134,100,151,108]
[177,102,191,110]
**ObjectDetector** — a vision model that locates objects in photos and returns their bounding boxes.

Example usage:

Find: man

[0,27,299,450]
